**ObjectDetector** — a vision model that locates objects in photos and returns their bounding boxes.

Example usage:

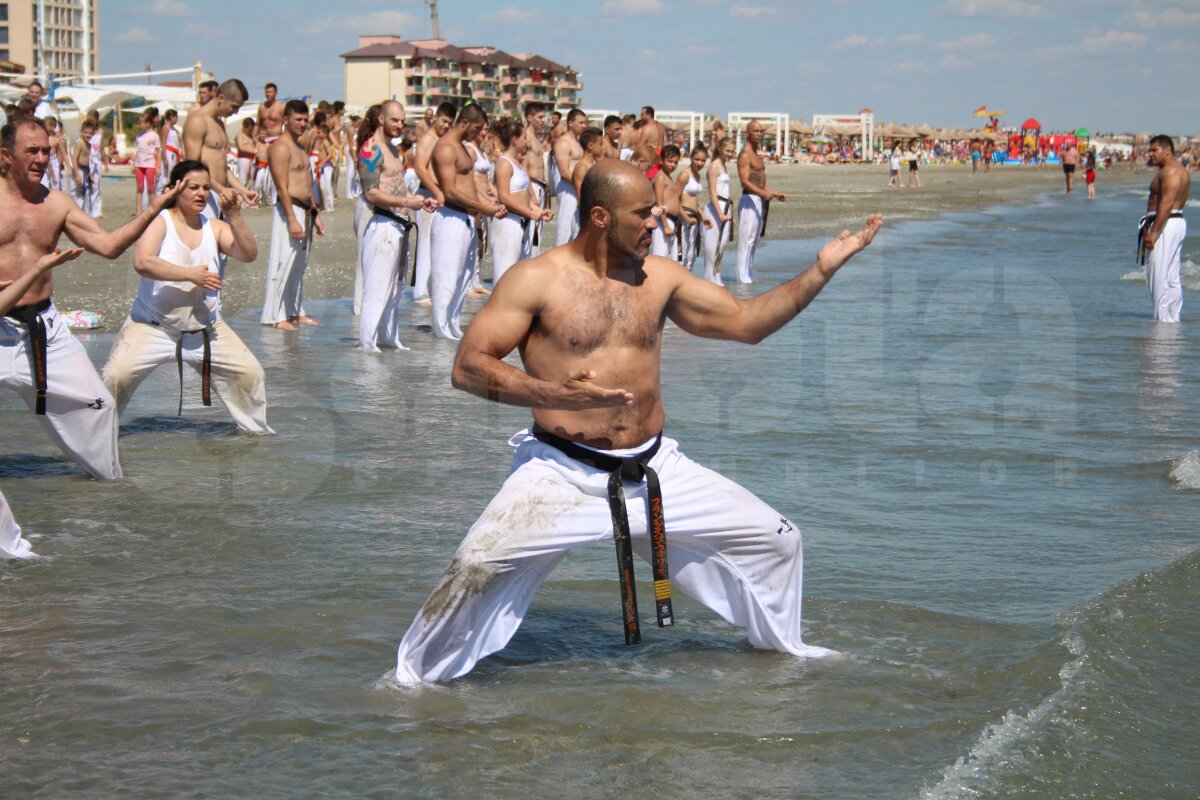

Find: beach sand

[50,162,1148,323]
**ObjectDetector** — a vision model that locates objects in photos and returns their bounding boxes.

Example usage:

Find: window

[0,49,8,61]
[0,3,8,22]
[0,28,8,45]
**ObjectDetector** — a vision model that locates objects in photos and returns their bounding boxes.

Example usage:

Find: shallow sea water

[2,184,1198,798]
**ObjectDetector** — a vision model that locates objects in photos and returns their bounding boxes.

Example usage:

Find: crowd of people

[0,75,1189,686]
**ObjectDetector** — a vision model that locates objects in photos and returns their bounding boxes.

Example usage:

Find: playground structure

[727,112,789,157]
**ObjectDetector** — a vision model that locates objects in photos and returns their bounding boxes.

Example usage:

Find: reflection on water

[1137,321,1185,437]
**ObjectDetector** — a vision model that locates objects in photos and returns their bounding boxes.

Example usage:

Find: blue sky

[102,0,1198,134]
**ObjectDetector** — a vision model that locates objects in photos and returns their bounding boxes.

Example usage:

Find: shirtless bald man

[183,78,257,217]
[552,109,587,245]
[358,101,439,351]
[1140,134,1191,322]
[392,159,882,684]
[735,119,786,284]
[411,101,457,305]
[1,116,183,479]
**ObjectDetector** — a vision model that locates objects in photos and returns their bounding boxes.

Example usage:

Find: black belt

[1137,210,1184,265]
[283,200,319,250]
[441,201,475,217]
[6,298,52,415]
[532,425,674,644]
[760,198,771,238]
[155,322,213,416]
[714,198,732,273]
[373,205,415,231]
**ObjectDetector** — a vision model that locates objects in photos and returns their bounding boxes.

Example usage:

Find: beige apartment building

[342,36,582,116]
[1,0,98,80]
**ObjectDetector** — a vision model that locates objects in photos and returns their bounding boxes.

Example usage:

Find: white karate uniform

[394,429,832,684]
[530,181,547,255]
[430,206,478,340]
[735,194,764,284]
[1,302,122,479]
[318,163,336,212]
[345,152,361,199]
[702,192,732,286]
[357,212,412,352]
[413,188,436,303]
[554,177,579,246]
[651,214,679,260]
[490,214,532,287]
[352,196,372,316]
[1146,215,1187,323]
[680,214,701,270]
[87,132,103,217]
[261,201,312,326]
[236,156,254,189]
[0,490,34,560]
[102,211,272,434]
[255,138,278,206]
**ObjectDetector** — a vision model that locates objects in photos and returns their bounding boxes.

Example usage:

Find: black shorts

[908,161,918,171]
[1062,163,1075,174]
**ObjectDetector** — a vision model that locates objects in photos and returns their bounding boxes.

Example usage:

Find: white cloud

[935,33,996,50]
[296,11,420,36]
[138,0,194,15]
[889,60,929,73]
[1129,7,1200,29]
[113,26,156,44]
[944,0,1043,18]
[893,32,927,46]
[831,34,870,50]
[730,3,779,18]
[599,0,664,14]
[1033,29,1147,58]
[938,53,974,69]
[479,6,540,25]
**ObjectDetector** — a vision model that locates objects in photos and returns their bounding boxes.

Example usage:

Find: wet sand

[50,162,1147,325]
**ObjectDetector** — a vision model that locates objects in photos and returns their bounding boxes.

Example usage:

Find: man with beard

[392,159,883,684]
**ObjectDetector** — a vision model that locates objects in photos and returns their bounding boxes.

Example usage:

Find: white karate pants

[352,196,372,316]
[319,165,335,212]
[490,214,531,286]
[430,206,477,340]
[101,316,274,435]
[681,217,701,271]
[701,200,731,285]
[261,202,310,325]
[236,157,253,190]
[735,194,763,284]
[413,189,436,303]
[357,214,410,352]
[651,215,678,260]
[1147,217,1186,323]
[0,304,122,479]
[0,490,34,560]
[394,430,831,684]
[555,180,579,246]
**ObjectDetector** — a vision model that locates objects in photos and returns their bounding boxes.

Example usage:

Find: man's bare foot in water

[414,298,433,307]
[273,320,298,331]
[468,287,491,297]
[296,315,322,327]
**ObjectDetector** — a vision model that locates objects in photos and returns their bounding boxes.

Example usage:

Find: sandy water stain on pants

[420,474,585,625]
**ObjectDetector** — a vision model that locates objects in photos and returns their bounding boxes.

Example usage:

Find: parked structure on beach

[341,36,582,116]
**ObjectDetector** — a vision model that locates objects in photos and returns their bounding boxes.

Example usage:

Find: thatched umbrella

[789,120,813,135]
[895,125,919,139]
[916,123,936,138]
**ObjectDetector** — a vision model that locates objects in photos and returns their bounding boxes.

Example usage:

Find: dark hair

[691,143,708,156]
[661,144,681,161]
[603,115,621,130]
[284,99,309,117]
[241,117,255,130]
[457,103,486,125]
[312,111,327,127]
[199,80,218,92]
[163,109,178,122]
[580,162,627,221]
[642,106,655,118]
[566,108,586,125]
[165,159,210,206]
[493,118,525,149]
[1149,134,1175,153]
[357,104,382,150]
[524,101,545,119]
[332,100,345,114]
[265,82,278,91]
[579,127,603,150]
[1,115,47,152]
[435,101,458,120]
[29,80,44,90]
[218,78,248,104]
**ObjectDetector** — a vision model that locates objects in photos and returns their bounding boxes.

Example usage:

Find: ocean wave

[1119,258,1200,290]
[1169,450,1200,489]
[1119,270,1145,282]
[919,550,1200,799]
[1187,198,1200,209]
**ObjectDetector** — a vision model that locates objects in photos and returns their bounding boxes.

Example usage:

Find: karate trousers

[101,316,274,435]
[1,303,122,479]
[555,180,579,246]
[430,206,477,340]
[490,213,532,286]
[735,194,764,284]
[394,429,832,684]
[1147,217,1186,323]
[357,213,411,352]
[261,202,311,325]
[1,490,34,559]
[701,200,732,285]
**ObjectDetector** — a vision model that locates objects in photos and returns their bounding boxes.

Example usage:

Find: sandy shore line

[48,162,1148,325]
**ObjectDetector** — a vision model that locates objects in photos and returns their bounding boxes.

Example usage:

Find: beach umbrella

[917,123,935,137]
[1020,117,1042,132]
[895,125,918,139]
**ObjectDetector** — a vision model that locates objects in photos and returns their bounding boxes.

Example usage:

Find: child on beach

[1085,151,1097,200]
[133,111,161,214]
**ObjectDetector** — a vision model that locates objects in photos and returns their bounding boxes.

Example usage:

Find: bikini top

[467,143,493,178]
[684,171,703,197]
[501,155,529,193]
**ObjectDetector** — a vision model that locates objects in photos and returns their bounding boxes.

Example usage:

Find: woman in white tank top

[101,160,274,434]
[491,118,553,285]
[701,136,737,286]
[464,128,497,293]
[673,144,714,272]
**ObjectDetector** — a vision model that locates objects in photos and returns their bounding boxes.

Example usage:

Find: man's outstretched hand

[817,214,883,277]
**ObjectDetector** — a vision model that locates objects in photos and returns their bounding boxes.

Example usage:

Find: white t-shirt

[889,153,901,170]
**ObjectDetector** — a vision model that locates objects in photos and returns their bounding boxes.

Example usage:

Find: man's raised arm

[62,183,184,259]
[668,215,883,344]
[451,265,633,409]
